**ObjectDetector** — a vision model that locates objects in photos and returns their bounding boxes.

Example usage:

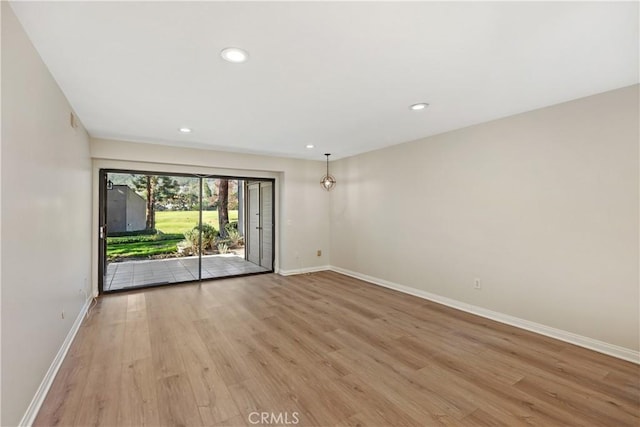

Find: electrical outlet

[317,250,322,257]
[474,278,481,290]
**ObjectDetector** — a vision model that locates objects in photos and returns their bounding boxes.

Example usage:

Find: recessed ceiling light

[221,47,249,63]
[306,144,315,149]
[410,103,429,111]
[179,127,192,133]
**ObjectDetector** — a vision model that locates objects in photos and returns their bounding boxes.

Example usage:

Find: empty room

[1,1,638,426]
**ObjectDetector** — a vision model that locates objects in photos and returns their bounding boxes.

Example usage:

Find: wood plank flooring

[34,271,640,426]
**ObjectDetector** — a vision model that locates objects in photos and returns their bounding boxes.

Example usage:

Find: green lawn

[107,210,238,260]
[107,236,184,259]
[155,210,238,234]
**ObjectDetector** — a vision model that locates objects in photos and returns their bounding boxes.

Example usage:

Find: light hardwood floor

[35,271,639,426]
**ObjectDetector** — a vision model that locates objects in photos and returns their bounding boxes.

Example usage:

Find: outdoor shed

[107,185,146,233]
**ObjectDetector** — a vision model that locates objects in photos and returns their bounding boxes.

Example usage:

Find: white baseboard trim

[278,265,330,276]
[19,297,93,427]
[329,266,640,365]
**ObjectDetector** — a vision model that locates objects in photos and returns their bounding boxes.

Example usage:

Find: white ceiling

[9,1,639,160]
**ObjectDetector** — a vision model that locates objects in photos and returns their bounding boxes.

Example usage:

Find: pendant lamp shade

[320,153,336,191]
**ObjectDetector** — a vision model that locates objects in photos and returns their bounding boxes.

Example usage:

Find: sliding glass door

[98,169,274,293]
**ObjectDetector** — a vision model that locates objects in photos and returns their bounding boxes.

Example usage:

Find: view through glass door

[99,170,274,292]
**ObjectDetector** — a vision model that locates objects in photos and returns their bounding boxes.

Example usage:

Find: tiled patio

[104,254,269,291]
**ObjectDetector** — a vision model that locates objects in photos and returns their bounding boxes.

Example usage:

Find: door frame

[244,181,276,271]
[98,170,107,293]
[98,168,276,294]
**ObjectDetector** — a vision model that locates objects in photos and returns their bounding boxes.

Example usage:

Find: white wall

[330,85,639,352]
[90,138,331,293]
[1,3,92,426]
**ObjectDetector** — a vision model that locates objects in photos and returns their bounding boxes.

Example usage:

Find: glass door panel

[102,172,199,291]
[98,170,274,293]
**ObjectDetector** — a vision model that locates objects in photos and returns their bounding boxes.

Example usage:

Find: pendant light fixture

[320,153,336,191]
